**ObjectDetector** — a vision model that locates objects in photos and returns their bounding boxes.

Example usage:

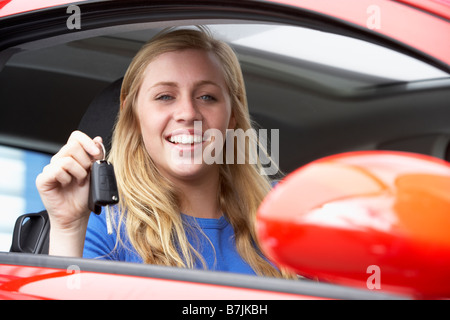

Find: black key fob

[88,160,119,214]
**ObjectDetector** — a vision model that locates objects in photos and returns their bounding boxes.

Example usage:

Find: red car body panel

[0,0,87,17]
[1,0,449,65]
[271,0,450,67]
[397,0,450,20]
[0,264,315,300]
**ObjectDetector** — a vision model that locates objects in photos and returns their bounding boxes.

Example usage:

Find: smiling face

[136,49,235,183]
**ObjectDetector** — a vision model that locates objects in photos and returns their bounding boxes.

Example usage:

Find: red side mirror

[257,151,450,299]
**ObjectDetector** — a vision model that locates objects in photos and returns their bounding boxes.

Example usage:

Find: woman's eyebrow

[149,81,178,90]
[148,80,222,91]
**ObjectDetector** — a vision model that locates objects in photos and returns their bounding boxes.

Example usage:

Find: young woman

[36,27,292,278]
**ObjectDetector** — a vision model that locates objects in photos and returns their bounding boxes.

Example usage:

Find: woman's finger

[67,130,102,159]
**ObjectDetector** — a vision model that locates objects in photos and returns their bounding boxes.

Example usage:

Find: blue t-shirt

[83,207,257,275]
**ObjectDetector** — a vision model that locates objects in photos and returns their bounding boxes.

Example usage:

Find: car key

[88,141,119,235]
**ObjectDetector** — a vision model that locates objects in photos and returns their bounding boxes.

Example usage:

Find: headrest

[78,78,123,152]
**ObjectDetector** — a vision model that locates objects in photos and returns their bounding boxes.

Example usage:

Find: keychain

[88,141,119,235]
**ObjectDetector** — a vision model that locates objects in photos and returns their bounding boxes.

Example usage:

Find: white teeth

[168,135,203,144]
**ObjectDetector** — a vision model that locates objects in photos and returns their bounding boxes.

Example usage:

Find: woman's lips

[165,128,209,151]
[167,134,204,144]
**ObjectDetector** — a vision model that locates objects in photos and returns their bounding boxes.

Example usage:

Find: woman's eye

[156,95,174,101]
[199,95,216,101]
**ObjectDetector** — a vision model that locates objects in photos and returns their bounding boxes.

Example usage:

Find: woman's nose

[174,96,202,122]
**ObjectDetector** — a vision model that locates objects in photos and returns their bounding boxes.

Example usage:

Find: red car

[0,0,449,302]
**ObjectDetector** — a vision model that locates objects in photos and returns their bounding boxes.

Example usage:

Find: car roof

[2,0,449,68]
[0,0,87,18]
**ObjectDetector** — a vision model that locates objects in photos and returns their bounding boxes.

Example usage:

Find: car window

[0,144,51,251]
[0,2,449,299]
[1,21,449,250]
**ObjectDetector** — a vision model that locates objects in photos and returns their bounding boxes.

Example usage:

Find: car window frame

[0,0,447,300]
[1,0,449,74]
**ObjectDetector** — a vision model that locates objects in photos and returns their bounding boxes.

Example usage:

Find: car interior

[1,8,449,289]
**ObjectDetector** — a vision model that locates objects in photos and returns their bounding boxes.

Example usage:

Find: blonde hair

[109,27,293,278]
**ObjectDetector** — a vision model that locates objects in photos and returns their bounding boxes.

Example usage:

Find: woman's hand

[36,130,104,256]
